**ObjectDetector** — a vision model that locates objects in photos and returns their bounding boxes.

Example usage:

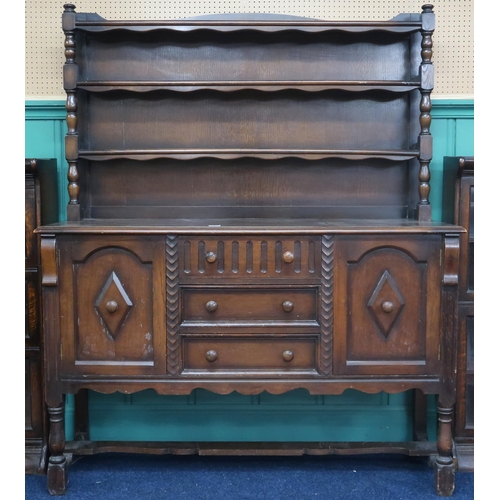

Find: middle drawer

[181,287,318,323]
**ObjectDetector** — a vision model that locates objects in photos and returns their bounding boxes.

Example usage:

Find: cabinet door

[59,236,166,376]
[333,235,441,375]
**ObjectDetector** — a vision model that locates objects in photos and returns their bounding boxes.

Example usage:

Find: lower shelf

[65,440,438,458]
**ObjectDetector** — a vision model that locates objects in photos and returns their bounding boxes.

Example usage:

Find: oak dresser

[36,4,464,495]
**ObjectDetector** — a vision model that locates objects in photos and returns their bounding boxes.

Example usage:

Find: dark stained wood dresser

[37,4,464,495]
[25,158,58,474]
[443,156,474,472]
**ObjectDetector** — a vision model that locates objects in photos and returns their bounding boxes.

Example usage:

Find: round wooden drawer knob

[206,301,218,312]
[206,350,218,362]
[282,350,294,362]
[282,251,294,263]
[205,252,217,263]
[105,301,118,313]
[382,301,394,313]
[282,301,294,312]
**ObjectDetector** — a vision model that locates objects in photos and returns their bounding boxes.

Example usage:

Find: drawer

[182,337,318,374]
[182,287,318,323]
[179,236,321,279]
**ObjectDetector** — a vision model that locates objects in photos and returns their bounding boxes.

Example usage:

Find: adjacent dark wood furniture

[25,158,58,474]
[37,4,464,495]
[443,156,474,472]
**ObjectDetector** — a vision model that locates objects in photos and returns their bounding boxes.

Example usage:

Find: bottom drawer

[182,337,318,375]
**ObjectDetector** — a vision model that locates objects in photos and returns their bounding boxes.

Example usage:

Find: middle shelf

[78,149,419,161]
[75,89,421,153]
[77,80,421,93]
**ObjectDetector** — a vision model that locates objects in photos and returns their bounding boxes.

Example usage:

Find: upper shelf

[63,9,428,88]
[71,12,424,34]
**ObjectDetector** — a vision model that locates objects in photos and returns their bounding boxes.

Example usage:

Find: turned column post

[47,403,67,495]
[417,4,435,221]
[63,3,81,221]
[435,404,455,496]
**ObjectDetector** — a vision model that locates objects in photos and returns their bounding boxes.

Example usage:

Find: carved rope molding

[319,235,334,375]
[166,235,181,375]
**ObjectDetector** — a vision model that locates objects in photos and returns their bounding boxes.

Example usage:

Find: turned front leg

[47,403,67,495]
[434,404,455,496]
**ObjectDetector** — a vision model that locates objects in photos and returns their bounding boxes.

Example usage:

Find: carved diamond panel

[367,270,405,338]
[95,271,133,339]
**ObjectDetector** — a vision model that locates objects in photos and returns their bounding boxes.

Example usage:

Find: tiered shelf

[62,4,435,221]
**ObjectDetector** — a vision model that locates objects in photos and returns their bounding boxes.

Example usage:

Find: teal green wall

[75,389,422,442]
[25,98,473,442]
[25,101,68,221]
[428,99,475,221]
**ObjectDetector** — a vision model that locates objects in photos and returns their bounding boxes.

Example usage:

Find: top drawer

[179,236,321,280]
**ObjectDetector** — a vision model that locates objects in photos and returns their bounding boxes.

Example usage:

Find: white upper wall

[25,0,474,98]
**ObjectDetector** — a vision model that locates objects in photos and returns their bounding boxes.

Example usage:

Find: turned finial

[64,4,76,12]
[421,4,434,13]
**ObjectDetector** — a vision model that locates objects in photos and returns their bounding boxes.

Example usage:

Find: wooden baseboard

[25,444,48,475]
[456,442,474,472]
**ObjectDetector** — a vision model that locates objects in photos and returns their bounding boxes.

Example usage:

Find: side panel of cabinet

[25,270,40,346]
[333,235,441,375]
[456,304,474,437]
[25,352,43,439]
[58,236,166,376]
[25,175,39,267]
[458,176,474,302]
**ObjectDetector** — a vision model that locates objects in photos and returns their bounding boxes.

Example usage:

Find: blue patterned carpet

[25,453,474,499]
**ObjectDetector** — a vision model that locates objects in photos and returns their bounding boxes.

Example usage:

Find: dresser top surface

[36,218,463,235]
